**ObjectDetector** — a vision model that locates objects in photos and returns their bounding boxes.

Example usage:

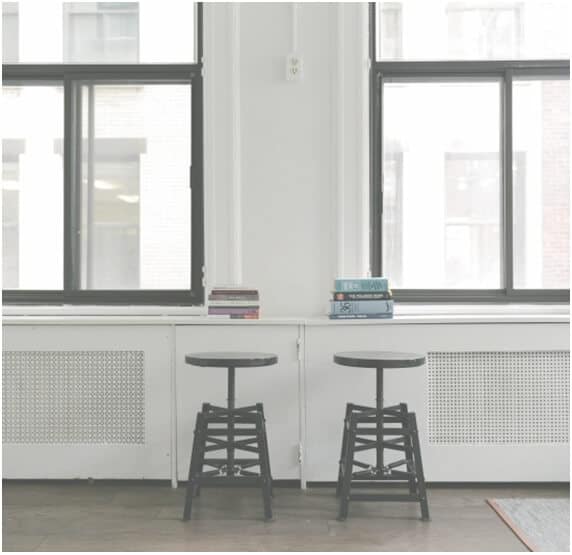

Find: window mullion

[63,76,74,298]
[85,83,95,289]
[502,69,514,295]
[370,70,383,277]
[64,77,83,297]
[191,72,205,303]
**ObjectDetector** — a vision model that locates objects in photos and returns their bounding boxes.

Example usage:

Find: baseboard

[2,478,303,488]
[306,481,570,489]
[3,478,567,489]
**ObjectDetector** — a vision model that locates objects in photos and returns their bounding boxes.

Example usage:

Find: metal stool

[182,352,277,521]
[333,351,429,521]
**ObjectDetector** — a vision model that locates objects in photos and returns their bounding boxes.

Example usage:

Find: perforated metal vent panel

[2,351,145,444]
[428,351,569,444]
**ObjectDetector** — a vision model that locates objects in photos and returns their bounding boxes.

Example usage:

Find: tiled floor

[2,482,568,552]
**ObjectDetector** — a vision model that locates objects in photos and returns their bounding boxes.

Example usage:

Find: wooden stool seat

[185,352,278,367]
[334,351,426,369]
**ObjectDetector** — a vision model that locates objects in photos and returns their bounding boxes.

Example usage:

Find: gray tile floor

[2,482,568,552]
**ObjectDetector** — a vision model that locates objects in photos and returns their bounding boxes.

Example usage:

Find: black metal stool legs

[256,410,273,521]
[336,366,430,521]
[183,411,205,521]
[182,366,273,522]
[193,402,211,499]
[337,413,357,521]
[400,403,417,495]
[408,412,430,521]
[257,403,274,498]
[376,367,384,473]
[227,367,236,477]
[336,402,353,497]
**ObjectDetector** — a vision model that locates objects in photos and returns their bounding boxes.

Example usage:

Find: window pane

[78,84,191,290]
[5,0,196,63]
[64,3,139,63]
[2,2,19,62]
[513,78,570,289]
[382,81,501,289]
[377,0,569,60]
[380,3,402,60]
[2,86,64,290]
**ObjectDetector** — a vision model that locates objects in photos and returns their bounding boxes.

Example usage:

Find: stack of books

[329,277,393,320]
[207,286,260,319]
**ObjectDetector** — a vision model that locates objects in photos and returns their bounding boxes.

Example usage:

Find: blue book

[334,277,389,293]
[330,299,394,315]
[329,313,393,320]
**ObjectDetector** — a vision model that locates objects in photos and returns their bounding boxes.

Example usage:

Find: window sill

[305,304,569,325]
[394,303,569,317]
[2,303,569,326]
[2,304,206,318]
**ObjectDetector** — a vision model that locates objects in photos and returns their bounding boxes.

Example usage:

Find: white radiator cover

[427,351,569,445]
[1,325,172,480]
[3,351,145,445]
[2,321,570,482]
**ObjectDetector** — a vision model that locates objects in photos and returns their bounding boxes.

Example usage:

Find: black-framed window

[2,2,204,305]
[371,1,570,302]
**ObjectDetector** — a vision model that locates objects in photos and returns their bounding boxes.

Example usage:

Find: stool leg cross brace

[336,366,430,521]
[183,366,273,521]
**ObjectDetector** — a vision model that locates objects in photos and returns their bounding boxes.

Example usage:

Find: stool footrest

[354,427,411,435]
[202,457,261,467]
[349,493,420,502]
[352,440,407,453]
[204,442,259,453]
[350,469,413,481]
[183,399,273,522]
[201,429,259,437]
[206,404,260,414]
[203,438,259,451]
[193,477,265,488]
[337,403,430,522]
[352,415,408,424]
[350,475,415,482]
[204,417,260,424]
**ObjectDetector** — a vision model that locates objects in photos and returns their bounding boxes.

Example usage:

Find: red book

[208,307,259,316]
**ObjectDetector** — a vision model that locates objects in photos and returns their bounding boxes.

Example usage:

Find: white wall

[204,3,370,317]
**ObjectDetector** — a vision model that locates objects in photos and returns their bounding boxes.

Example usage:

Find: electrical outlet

[286,53,303,81]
